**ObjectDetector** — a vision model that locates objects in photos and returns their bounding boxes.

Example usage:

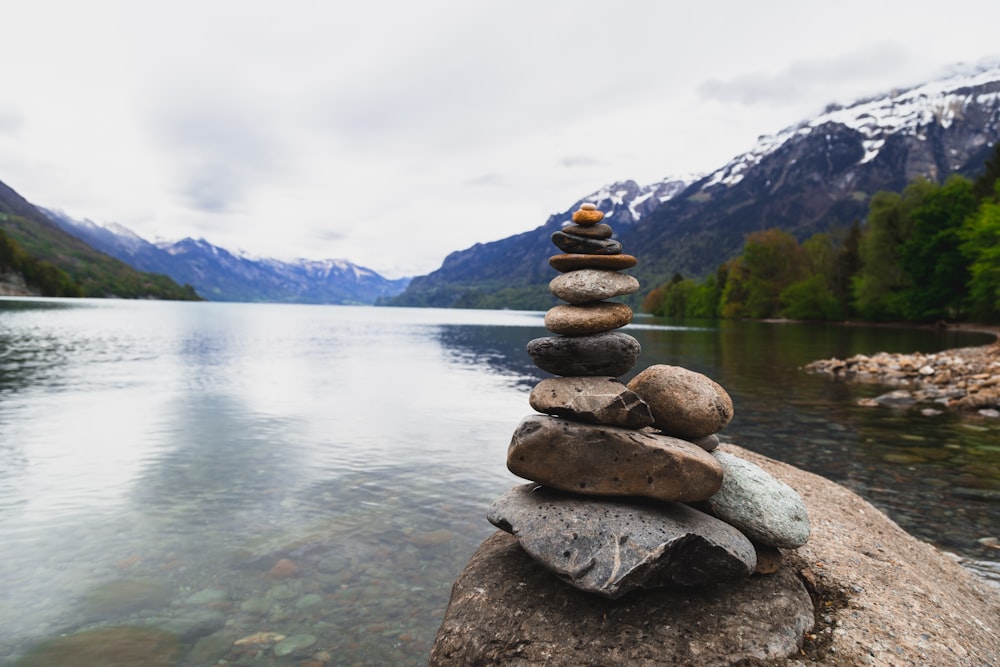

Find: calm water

[0,299,997,666]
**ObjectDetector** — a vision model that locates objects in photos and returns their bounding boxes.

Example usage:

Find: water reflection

[0,300,996,666]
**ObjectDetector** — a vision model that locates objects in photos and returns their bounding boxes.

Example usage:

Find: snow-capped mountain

[705,63,1000,189]
[45,210,410,304]
[391,177,694,309]
[392,62,1000,309]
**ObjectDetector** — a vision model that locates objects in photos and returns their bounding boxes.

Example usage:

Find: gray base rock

[429,530,812,666]
[488,485,757,598]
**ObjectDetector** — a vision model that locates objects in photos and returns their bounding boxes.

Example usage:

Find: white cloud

[0,0,998,279]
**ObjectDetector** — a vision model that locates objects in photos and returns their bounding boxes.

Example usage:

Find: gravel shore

[804,326,1000,413]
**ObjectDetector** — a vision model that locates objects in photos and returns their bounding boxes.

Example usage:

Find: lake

[1,298,997,666]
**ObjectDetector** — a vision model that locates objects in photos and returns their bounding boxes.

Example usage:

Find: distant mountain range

[44,211,411,304]
[390,62,1000,309]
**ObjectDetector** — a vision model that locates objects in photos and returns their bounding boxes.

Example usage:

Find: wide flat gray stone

[529,376,654,428]
[487,485,757,598]
[527,332,640,377]
[507,415,723,503]
[705,451,810,549]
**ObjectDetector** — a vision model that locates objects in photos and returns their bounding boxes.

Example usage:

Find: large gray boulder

[487,484,757,598]
[429,531,812,666]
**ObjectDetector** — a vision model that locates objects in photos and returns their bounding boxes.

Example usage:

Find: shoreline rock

[430,444,1000,666]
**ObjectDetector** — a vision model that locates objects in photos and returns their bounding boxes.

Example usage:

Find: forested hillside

[0,180,200,300]
[643,144,1000,323]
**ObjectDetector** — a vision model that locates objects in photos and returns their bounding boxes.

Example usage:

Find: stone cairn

[487,203,811,599]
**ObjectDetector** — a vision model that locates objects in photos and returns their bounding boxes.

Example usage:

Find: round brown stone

[571,209,605,224]
[627,364,734,439]
[544,302,632,336]
[549,254,638,272]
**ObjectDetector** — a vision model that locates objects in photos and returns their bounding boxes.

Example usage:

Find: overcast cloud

[0,1,997,278]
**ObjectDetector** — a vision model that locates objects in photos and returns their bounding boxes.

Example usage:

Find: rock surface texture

[431,444,1000,666]
[706,451,811,549]
[507,415,724,503]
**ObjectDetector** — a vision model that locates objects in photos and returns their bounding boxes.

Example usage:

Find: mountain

[0,179,200,300]
[390,62,1000,309]
[46,211,411,304]
[389,178,691,309]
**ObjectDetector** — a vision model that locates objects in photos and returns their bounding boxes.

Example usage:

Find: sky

[1,1,998,279]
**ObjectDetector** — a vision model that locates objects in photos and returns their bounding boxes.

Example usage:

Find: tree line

[642,144,1000,324]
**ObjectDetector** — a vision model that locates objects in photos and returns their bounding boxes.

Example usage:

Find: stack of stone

[487,203,810,599]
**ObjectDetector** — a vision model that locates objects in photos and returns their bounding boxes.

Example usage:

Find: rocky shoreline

[803,326,1000,414]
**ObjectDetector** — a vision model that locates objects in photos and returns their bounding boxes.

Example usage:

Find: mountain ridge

[389,62,1000,309]
[46,210,411,304]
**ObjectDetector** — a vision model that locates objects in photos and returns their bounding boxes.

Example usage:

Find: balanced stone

[507,414,724,502]
[705,451,810,549]
[544,302,632,336]
[628,364,734,439]
[571,208,605,224]
[550,253,638,272]
[692,433,720,452]
[487,484,757,598]
[550,269,639,305]
[561,223,613,239]
[551,231,622,255]
[529,377,654,429]
[527,332,640,377]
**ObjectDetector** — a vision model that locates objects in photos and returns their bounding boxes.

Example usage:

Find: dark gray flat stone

[488,484,756,598]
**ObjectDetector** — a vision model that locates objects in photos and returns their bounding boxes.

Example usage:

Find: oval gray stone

[544,302,632,336]
[487,484,757,598]
[561,222,613,238]
[527,332,640,377]
[627,364,734,439]
[507,414,724,503]
[705,451,811,549]
[529,377,654,428]
[551,231,622,255]
[549,269,640,305]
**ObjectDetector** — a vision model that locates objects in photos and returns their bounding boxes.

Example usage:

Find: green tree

[724,229,804,319]
[897,176,977,321]
[961,198,1000,321]
[852,188,919,320]
[973,141,1000,201]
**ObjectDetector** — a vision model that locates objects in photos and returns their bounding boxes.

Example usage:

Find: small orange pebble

[571,209,604,224]
[580,203,597,210]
